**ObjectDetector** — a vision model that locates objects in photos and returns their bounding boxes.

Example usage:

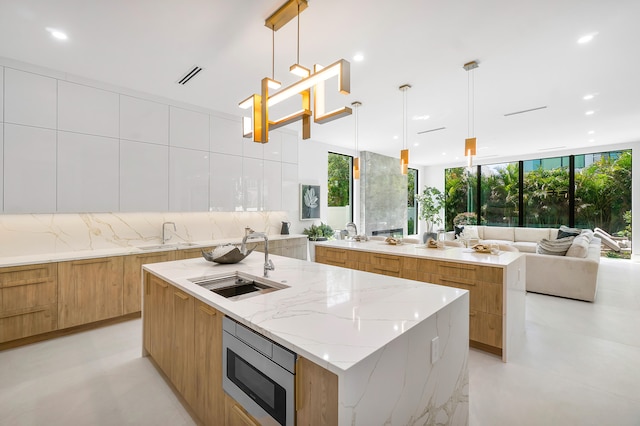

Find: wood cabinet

[170,287,196,408]
[296,356,338,426]
[225,394,261,426]
[194,301,224,425]
[123,251,175,314]
[0,264,57,343]
[255,237,308,261]
[58,256,124,329]
[176,246,216,260]
[143,272,173,375]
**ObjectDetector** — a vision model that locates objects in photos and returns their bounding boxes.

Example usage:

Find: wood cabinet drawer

[478,266,503,285]
[483,281,503,315]
[435,261,479,280]
[417,259,438,274]
[366,264,401,277]
[369,254,401,273]
[403,257,418,270]
[0,304,57,343]
[322,258,347,268]
[431,275,483,311]
[0,264,56,288]
[469,310,502,349]
[347,250,370,264]
[319,247,347,261]
[1,279,56,313]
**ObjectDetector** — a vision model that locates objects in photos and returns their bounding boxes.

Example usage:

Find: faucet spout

[162,222,176,244]
[241,232,275,277]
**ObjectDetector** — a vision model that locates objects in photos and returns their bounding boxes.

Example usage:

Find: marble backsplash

[0,211,289,257]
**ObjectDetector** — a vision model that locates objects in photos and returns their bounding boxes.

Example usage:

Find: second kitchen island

[142,252,469,425]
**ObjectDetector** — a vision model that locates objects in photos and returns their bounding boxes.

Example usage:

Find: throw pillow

[462,226,479,239]
[566,235,590,258]
[537,236,575,256]
[454,225,464,239]
[557,225,581,239]
[580,229,594,243]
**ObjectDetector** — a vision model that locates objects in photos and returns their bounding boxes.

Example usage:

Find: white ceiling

[1,0,639,166]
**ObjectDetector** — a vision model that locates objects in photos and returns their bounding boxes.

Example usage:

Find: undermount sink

[189,272,288,301]
[138,242,199,251]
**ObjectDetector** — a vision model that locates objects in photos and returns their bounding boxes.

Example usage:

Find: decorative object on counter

[303,222,333,241]
[202,244,254,264]
[425,238,439,248]
[471,243,491,253]
[300,184,321,220]
[385,236,401,245]
[353,234,368,242]
[280,221,291,235]
[417,186,445,241]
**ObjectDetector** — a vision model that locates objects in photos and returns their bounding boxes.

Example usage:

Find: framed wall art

[300,184,321,220]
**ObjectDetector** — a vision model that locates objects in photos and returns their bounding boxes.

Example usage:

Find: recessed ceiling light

[353,53,364,62]
[414,142,419,147]
[412,115,430,121]
[441,152,447,156]
[393,135,399,140]
[46,27,68,40]
[588,130,595,135]
[577,33,598,44]
[585,110,595,116]
[589,139,595,143]
[583,94,594,100]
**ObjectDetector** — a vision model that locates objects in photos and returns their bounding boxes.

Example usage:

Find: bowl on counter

[202,244,254,264]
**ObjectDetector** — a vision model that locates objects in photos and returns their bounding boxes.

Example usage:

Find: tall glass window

[327,152,353,230]
[445,167,476,231]
[407,168,418,234]
[574,150,632,234]
[480,162,519,227]
[522,156,570,228]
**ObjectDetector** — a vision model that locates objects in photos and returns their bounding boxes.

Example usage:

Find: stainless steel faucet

[345,222,358,237]
[162,222,176,244]
[241,232,275,277]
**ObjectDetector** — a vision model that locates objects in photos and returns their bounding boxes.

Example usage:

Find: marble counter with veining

[143,253,469,425]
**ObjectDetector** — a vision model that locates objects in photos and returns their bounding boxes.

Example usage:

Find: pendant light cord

[272,27,275,81]
[403,88,407,150]
[296,3,300,65]
[468,68,475,137]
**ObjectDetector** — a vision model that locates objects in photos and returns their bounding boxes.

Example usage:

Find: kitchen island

[315,240,526,362]
[142,252,469,425]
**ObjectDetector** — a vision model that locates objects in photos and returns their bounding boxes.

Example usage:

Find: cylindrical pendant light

[352,101,362,179]
[399,84,411,175]
[463,61,478,168]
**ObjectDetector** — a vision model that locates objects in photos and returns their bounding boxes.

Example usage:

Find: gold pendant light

[399,84,411,175]
[463,61,478,168]
[352,101,362,179]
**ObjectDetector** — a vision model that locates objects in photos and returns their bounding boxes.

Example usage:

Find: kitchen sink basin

[189,273,287,301]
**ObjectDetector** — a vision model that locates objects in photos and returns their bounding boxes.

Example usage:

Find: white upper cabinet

[0,67,4,123]
[4,68,57,129]
[169,107,209,151]
[281,131,298,164]
[4,124,56,213]
[120,96,169,145]
[58,81,119,138]
[210,115,243,156]
[282,162,299,215]
[210,153,243,212]
[57,131,120,212]
[0,124,3,211]
[169,147,209,212]
[243,157,264,211]
[120,140,169,212]
[264,131,282,162]
[243,135,264,160]
[263,160,282,211]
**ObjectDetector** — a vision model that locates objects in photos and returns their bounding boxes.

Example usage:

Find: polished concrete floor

[1,258,638,425]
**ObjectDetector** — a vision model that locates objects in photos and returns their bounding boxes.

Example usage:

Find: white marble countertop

[142,254,467,377]
[0,234,307,268]
[316,239,523,267]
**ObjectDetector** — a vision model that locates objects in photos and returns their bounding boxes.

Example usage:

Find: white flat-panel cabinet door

[210,115,242,156]
[210,153,242,212]
[243,157,263,211]
[120,96,169,145]
[243,135,264,160]
[263,131,282,162]
[120,140,169,212]
[0,123,3,211]
[281,131,298,164]
[4,68,57,129]
[58,81,119,138]
[57,131,119,212]
[263,160,282,211]
[4,124,57,213]
[169,107,209,151]
[0,67,3,123]
[169,147,209,212]
[282,162,298,216]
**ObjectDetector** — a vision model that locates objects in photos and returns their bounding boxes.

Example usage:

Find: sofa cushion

[515,227,550,243]
[512,241,538,253]
[566,234,590,258]
[461,226,479,239]
[536,236,575,256]
[483,226,514,242]
[558,225,581,239]
[580,229,594,243]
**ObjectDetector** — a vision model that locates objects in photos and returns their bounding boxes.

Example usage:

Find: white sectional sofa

[448,225,601,302]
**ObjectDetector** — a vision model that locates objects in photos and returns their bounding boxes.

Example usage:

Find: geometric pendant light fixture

[399,84,411,175]
[239,0,352,144]
[463,60,478,169]
[352,101,362,180]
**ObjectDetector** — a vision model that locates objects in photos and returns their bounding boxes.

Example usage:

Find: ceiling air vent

[176,66,203,85]
[417,127,446,135]
[504,106,547,117]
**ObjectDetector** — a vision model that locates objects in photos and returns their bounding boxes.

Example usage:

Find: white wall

[0,57,298,215]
